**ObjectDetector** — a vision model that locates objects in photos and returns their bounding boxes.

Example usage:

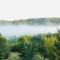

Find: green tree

[18,35,33,60]
[43,34,57,60]
[0,34,7,60]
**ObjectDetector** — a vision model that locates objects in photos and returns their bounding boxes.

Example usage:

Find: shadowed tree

[0,34,7,60]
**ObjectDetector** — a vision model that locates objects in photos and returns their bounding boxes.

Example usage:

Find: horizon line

[0,17,60,21]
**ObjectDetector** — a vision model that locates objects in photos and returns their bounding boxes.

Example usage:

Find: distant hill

[0,18,60,25]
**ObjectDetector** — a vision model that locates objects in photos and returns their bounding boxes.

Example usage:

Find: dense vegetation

[0,30,60,60]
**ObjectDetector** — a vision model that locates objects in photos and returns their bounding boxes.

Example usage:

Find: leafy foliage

[1,30,60,60]
[0,34,7,60]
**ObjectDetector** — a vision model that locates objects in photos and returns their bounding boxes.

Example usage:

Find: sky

[0,0,60,21]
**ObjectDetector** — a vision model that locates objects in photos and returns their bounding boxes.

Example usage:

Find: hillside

[0,18,60,25]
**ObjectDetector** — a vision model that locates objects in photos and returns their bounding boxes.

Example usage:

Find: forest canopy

[0,30,60,60]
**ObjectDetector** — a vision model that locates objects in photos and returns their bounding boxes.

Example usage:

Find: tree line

[0,30,60,60]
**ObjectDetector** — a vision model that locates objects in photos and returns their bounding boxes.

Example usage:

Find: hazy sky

[0,0,60,21]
